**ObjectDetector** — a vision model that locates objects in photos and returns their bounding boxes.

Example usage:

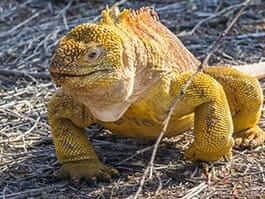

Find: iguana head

[50,23,132,91]
[50,9,137,121]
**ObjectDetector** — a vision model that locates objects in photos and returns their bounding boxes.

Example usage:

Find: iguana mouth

[50,69,112,78]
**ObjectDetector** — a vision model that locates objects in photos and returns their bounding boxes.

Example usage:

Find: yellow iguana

[48,7,265,181]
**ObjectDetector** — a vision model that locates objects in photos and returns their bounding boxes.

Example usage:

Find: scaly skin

[48,7,264,181]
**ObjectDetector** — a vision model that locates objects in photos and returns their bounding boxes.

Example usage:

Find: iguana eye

[85,48,102,61]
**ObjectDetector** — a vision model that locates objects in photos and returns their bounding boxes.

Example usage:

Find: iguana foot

[234,126,265,148]
[56,160,118,182]
[184,142,233,162]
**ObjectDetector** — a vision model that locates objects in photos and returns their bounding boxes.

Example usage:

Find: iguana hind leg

[204,67,265,148]
[48,90,117,181]
[171,72,234,162]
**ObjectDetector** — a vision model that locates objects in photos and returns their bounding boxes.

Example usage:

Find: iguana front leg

[171,72,234,161]
[48,90,117,181]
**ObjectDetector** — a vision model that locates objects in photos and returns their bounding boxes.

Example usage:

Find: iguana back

[99,7,200,74]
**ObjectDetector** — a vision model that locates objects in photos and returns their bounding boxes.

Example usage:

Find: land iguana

[48,7,265,181]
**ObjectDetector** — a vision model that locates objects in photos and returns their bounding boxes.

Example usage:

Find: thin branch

[0,69,50,79]
[57,0,73,16]
[180,182,208,199]
[203,0,252,66]
[189,2,246,35]
[113,0,128,7]
[0,11,45,38]
[0,184,66,199]
[115,145,154,166]
[232,32,265,39]
[154,171,163,196]
[132,0,252,198]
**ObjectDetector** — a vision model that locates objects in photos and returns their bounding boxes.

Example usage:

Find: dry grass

[0,0,265,198]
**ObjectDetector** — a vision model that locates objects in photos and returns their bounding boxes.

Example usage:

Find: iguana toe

[184,140,233,162]
[234,126,265,148]
[56,160,118,182]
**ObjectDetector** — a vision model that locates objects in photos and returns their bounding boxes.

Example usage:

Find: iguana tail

[232,62,265,80]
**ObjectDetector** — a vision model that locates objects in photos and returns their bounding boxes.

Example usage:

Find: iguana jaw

[53,66,135,122]
[49,68,113,87]
[75,76,134,122]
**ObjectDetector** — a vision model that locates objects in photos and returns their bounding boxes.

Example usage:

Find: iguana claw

[56,160,118,182]
[234,126,265,148]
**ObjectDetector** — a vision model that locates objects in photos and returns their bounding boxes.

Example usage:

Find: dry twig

[0,11,45,38]
[180,182,208,199]
[189,1,247,35]
[0,69,50,79]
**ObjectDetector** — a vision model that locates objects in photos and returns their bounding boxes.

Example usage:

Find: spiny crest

[100,6,159,25]
[64,24,104,42]
[60,22,122,50]
[129,7,159,22]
